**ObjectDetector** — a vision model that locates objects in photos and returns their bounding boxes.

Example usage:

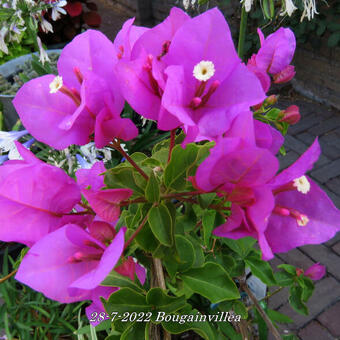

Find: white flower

[51,0,67,21]
[241,0,253,12]
[0,130,28,154]
[293,176,311,194]
[37,36,50,64]
[301,0,318,21]
[280,0,297,16]
[0,27,8,54]
[40,18,53,33]
[193,60,215,81]
[49,75,63,93]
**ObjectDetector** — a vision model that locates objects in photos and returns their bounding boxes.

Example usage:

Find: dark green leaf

[145,172,160,203]
[245,256,276,286]
[180,262,240,303]
[289,286,308,315]
[148,203,173,246]
[146,288,186,313]
[175,234,195,272]
[267,309,293,324]
[101,270,144,293]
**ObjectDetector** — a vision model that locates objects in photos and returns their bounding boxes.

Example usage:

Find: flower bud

[279,105,300,125]
[273,65,296,84]
[264,95,278,106]
[304,263,326,281]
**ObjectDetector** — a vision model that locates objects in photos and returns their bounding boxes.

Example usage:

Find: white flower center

[193,60,215,81]
[49,75,63,93]
[297,214,309,227]
[293,176,310,194]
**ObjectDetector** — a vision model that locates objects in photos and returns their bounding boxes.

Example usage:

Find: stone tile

[289,115,322,135]
[325,176,340,196]
[301,244,340,280]
[278,277,340,329]
[324,231,340,247]
[284,135,308,155]
[314,154,331,169]
[298,321,334,340]
[319,140,340,160]
[331,242,340,256]
[279,151,300,171]
[310,159,340,183]
[317,301,340,337]
[296,132,316,145]
[308,116,340,136]
[277,248,314,270]
[319,131,340,147]
[322,188,340,209]
[268,286,290,310]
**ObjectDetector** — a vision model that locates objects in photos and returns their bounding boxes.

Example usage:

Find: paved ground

[95,2,340,339]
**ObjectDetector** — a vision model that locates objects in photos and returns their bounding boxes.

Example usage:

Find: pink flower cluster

[1,6,339,320]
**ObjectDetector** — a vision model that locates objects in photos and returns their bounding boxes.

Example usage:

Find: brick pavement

[269,95,340,340]
[95,3,340,338]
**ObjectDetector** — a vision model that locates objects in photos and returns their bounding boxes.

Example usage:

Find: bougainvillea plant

[1,6,339,340]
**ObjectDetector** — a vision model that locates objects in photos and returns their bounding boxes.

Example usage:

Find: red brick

[317,301,340,337]
[277,277,340,329]
[298,321,334,340]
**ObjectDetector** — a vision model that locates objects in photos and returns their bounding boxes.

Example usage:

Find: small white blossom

[293,176,311,194]
[301,0,318,21]
[51,0,67,21]
[193,60,215,81]
[0,27,8,54]
[280,0,297,16]
[40,18,53,33]
[297,214,309,227]
[49,75,63,93]
[37,36,50,64]
[241,0,254,12]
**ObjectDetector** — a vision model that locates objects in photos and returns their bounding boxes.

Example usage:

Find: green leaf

[187,235,205,268]
[198,193,216,209]
[148,203,173,246]
[164,143,212,190]
[274,271,294,286]
[145,172,160,203]
[180,262,240,303]
[245,256,276,286]
[104,167,146,196]
[232,300,248,319]
[278,264,297,275]
[299,276,314,302]
[267,309,293,324]
[101,270,144,293]
[120,322,146,340]
[328,31,340,47]
[262,0,275,19]
[223,237,256,258]
[175,234,195,272]
[146,288,187,313]
[289,286,308,315]
[102,288,149,315]
[202,210,216,247]
[135,222,159,252]
[161,309,216,340]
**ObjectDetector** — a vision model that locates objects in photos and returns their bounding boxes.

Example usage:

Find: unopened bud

[273,65,295,84]
[264,95,278,106]
[296,268,304,276]
[279,105,300,125]
[304,263,326,281]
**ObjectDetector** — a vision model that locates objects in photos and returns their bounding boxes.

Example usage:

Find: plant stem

[241,281,282,340]
[151,258,171,340]
[110,141,149,181]
[0,269,18,284]
[168,129,176,163]
[123,214,149,251]
[261,287,284,303]
[162,191,204,199]
[238,6,248,61]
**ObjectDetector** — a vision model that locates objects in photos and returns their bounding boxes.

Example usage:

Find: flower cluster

[0,0,67,62]
[1,6,339,329]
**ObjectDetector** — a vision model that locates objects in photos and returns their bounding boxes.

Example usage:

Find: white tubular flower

[37,36,50,64]
[241,0,253,12]
[51,0,67,21]
[301,0,318,21]
[0,27,8,54]
[293,176,311,194]
[40,18,53,33]
[49,75,63,93]
[280,0,297,16]
[183,0,190,9]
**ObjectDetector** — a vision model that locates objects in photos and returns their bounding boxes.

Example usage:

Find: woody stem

[168,129,176,163]
[110,141,149,181]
